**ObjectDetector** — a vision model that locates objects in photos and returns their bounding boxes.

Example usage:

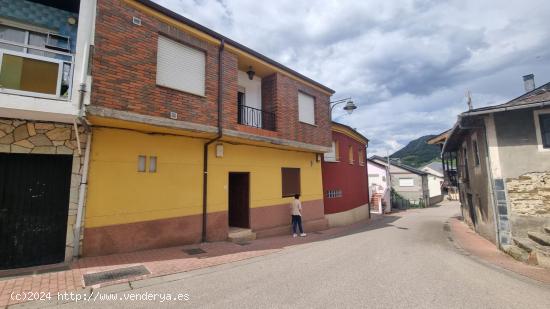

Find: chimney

[523,74,535,92]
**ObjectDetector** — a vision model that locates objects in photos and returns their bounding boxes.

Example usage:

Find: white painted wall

[367,161,391,212]
[0,0,96,123]
[237,70,262,110]
[427,174,444,197]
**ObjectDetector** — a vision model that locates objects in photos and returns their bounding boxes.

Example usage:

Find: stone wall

[507,172,550,217]
[0,118,88,262]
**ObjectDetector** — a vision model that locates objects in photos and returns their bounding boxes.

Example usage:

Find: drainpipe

[73,123,91,257]
[72,38,92,257]
[202,39,225,242]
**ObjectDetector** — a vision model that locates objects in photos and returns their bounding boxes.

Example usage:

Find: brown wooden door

[228,173,250,228]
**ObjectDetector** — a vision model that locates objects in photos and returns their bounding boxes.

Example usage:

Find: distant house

[420,162,445,202]
[367,159,391,213]
[321,122,370,227]
[370,155,431,207]
[441,76,550,267]
[427,130,459,200]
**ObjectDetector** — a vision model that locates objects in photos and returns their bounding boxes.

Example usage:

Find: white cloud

[154,0,550,155]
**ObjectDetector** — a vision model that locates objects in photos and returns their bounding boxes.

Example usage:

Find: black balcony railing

[238,104,276,131]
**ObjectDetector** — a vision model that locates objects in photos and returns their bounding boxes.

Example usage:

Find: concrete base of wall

[429,195,444,206]
[326,204,369,228]
[251,199,328,238]
[511,214,550,238]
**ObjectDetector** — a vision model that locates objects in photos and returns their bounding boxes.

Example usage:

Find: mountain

[390,135,440,168]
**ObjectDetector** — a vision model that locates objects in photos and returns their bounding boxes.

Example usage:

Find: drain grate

[236,242,251,246]
[395,227,408,230]
[183,248,206,255]
[83,265,150,286]
[443,224,451,232]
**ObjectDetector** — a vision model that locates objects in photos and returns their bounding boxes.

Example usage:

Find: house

[367,158,391,213]
[441,76,550,267]
[427,130,459,200]
[80,0,335,256]
[0,0,95,269]
[420,162,445,203]
[370,155,431,207]
[321,122,369,226]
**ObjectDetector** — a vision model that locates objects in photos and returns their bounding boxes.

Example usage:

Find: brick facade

[91,0,331,148]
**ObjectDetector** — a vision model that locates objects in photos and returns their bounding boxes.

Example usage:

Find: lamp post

[330,97,357,117]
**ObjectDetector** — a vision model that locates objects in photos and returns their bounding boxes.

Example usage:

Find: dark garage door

[0,153,72,269]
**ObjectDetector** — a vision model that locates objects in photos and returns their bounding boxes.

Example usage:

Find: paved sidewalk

[449,217,550,284]
[0,215,384,308]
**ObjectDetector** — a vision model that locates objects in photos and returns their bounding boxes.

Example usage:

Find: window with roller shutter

[298,92,315,125]
[156,36,205,96]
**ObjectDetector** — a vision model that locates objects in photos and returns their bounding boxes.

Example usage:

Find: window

[358,149,364,166]
[473,140,480,166]
[326,189,342,198]
[156,36,205,96]
[348,145,354,164]
[298,92,315,125]
[281,168,301,197]
[324,140,339,162]
[149,156,157,173]
[137,155,146,172]
[399,178,414,187]
[462,147,470,182]
[0,25,72,98]
[539,113,550,148]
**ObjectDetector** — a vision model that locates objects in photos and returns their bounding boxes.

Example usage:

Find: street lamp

[330,97,357,116]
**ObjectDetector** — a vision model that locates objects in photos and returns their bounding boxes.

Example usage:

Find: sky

[153,0,550,155]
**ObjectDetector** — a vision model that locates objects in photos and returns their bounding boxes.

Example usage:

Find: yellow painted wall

[207,142,323,213]
[85,127,204,228]
[85,127,323,228]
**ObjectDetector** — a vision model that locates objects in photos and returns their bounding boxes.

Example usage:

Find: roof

[463,81,550,115]
[136,0,335,94]
[369,155,427,176]
[443,81,550,153]
[366,158,387,169]
[426,129,451,145]
[331,121,369,145]
[420,162,444,177]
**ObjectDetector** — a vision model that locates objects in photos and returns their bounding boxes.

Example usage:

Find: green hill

[390,135,440,167]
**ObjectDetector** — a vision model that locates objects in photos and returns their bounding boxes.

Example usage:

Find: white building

[367,158,391,213]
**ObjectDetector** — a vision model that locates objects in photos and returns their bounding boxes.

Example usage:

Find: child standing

[290,194,306,237]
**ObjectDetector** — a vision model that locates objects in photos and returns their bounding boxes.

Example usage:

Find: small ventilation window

[149,156,157,173]
[132,17,142,25]
[137,155,146,172]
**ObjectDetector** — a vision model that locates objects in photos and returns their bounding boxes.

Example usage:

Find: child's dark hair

[294,194,300,199]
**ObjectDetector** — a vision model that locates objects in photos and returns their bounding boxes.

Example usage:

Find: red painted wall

[321,130,369,214]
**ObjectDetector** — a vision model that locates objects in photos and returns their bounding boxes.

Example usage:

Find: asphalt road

[61,203,550,308]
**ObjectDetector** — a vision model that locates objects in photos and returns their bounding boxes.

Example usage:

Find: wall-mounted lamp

[247,66,255,80]
[216,143,224,158]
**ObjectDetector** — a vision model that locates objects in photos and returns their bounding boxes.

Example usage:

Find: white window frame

[298,91,315,125]
[534,109,550,152]
[399,178,414,187]
[0,22,73,100]
[324,141,338,162]
[0,49,64,99]
[156,36,206,97]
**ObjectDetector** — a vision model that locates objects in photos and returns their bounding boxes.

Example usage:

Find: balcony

[237,104,276,131]
[0,30,73,100]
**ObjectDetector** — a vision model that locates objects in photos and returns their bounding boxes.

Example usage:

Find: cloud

[154,0,550,155]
